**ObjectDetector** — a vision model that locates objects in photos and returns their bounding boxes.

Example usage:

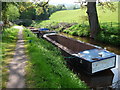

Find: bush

[69,31,78,36]
[95,24,120,46]
[101,24,120,35]
[95,31,120,46]
[63,29,70,33]
[63,24,90,37]
[15,19,33,26]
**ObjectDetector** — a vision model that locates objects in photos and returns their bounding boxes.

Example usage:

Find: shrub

[64,24,90,37]
[69,31,78,36]
[16,19,33,26]
[95,31,120,46]
[63,29,70,33]
[95,23,120,46]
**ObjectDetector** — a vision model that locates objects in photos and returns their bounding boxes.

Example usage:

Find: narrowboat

[28,27,39,34]
[38,28,56,36]
[43,34,116,74]
[29,27,57,37]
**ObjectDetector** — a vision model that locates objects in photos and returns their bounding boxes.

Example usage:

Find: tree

[56,4,66,11]
[86,1,101,38]
[5,4,20,22]
[76,0,118,38]
[2,2,20,25]
[34,0,50,20]
[20,7,36,20]
[75,0,101,38]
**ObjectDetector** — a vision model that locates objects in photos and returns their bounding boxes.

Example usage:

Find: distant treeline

[19,3,67,20]
[2,2,67,26]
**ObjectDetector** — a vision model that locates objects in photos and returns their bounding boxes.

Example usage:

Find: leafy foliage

[95,25,120,46]
[63,24,90,37]
[20,7,36,20]
[5,4,20,21]
[19,2,67,21]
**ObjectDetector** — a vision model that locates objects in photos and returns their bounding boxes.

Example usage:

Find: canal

[60,33,120,89]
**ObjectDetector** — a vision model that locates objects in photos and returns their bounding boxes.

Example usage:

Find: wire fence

[58,20,120,28]
[100,22,120,28]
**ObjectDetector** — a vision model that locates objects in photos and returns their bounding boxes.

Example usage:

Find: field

[32,2,118,27]
[50,2,118,23]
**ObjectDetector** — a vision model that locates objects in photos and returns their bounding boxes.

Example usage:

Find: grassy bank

[32,20,120,46]
[23,29,88,88]
[63,23,120,46]
[1,27,18,88]
[63,24,90,37]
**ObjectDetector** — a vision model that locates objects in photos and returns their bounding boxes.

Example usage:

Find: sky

[31,0,117,6]
[43,0,112,6]
[48,0,78,5]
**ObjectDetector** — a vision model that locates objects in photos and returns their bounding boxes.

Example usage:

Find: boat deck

[47,34,96,54]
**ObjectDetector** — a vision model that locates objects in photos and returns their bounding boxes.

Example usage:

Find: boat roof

[39,28,49,31]
[72,48,116,62]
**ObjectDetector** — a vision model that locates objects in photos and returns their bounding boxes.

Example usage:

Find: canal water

[60,33,120,89]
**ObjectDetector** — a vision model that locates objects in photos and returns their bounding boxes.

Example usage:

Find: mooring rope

[63,56,76,59]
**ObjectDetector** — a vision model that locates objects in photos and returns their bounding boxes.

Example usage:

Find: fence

[100,22,120,28]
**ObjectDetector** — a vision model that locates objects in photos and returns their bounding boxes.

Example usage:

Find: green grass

[31,2,118,27]
[1,27,18,88]
[50,2,118,23]
[23,29,88,88]
[49,9,88,23]
[97,3,118,23]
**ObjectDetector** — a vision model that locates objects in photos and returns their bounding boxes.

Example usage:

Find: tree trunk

[86,2,101,39]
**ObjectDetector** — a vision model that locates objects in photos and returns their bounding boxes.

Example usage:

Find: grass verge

[23,29,88,88]
[1,27,18,88]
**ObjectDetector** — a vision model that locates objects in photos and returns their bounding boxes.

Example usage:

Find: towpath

[7,26,27,88]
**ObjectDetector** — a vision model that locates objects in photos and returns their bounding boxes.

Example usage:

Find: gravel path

[7,26,27,88]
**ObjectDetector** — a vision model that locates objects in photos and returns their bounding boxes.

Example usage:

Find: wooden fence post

[111,22,112,28]
[83,21,84,26]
